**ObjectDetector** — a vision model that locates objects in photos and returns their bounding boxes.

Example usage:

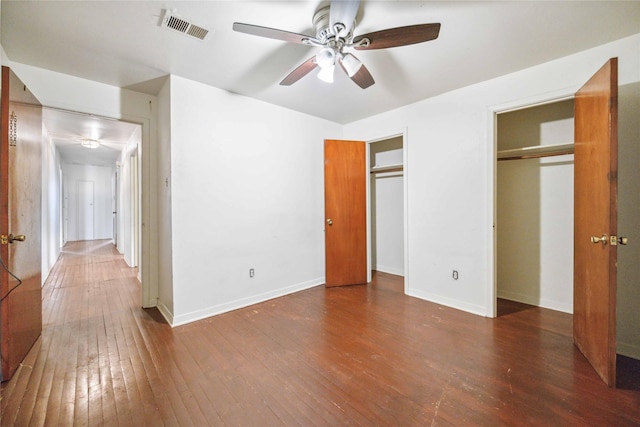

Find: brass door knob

[590,234,607,245]
[326,219,333,226]
[1,234,27,244]
[9,234,26,243]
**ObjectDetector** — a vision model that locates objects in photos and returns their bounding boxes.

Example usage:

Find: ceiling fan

[233,0,440,89]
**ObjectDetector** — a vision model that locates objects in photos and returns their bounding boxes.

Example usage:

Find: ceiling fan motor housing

[313,6,354,44]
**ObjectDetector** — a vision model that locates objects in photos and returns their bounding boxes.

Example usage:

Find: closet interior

[496,99,575,313]
[370,136,404,276]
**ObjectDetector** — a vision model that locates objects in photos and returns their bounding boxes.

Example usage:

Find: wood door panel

[573,58,618,386]
[324,140,367,287]
[1,67,43,381]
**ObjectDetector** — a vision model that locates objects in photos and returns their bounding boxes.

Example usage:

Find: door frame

[44,106,152,307]
[487,88,579,317]
[365,128,409,292]
[129,149,140,270]
[113,134,141,271]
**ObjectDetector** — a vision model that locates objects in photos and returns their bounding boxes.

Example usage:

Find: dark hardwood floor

[1,240,639,426]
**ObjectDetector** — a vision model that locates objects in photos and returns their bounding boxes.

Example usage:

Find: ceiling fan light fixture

[81,138,100,149]
[316,47,336,69]
[341,53,362,77]
[317,65,335,83]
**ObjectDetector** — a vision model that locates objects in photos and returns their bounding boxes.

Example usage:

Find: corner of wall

[171,277,324,327]
[156,300,175,327]
[156,75,174,317]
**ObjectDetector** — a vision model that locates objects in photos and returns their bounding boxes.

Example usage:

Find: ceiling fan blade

[233,22,313,45]
[280,57,319,86]
[353,23,441,50]
[339,58,375,89]
[330,0,360,37]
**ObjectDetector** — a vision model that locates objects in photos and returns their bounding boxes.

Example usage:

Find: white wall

[617,82,640,359]
[370,137,404,276]
[165,75,341,325]
[63,163,114,241]
[343,33,640,317]
[41,128,62,282]
[7,61,159,308]
[497,101,574,313]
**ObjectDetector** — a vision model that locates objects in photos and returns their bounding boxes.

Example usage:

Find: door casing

[489,92,577,318]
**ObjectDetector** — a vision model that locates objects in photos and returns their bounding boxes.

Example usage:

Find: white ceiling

[2,1,640,164]
[43,108,140,167]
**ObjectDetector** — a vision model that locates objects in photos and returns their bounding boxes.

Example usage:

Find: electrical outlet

[452,270,459,280]
[249,268,255,278]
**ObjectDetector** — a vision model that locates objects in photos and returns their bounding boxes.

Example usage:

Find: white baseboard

[374,264,404,276]
[169,277,324,327]
[406,287,486,317]
[498,290,573,314]
[156,301,174,325]
[618,342,640,360]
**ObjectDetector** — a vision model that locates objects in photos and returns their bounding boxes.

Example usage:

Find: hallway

[1,240,640,425]
[1,240,144,425]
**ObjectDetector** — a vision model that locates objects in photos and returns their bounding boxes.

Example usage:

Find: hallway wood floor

[1,240,639,426]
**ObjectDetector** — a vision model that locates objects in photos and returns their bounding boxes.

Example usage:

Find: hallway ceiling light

[81,138,100,149]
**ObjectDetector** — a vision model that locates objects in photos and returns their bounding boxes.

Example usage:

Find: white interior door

[78,180,95,240]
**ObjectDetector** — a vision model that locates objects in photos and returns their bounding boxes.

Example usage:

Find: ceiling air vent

[160,9,209,41]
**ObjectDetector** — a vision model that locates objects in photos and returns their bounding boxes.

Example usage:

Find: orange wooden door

[0,67,43,381]
[324,139,367,287]
[573,58,618,387]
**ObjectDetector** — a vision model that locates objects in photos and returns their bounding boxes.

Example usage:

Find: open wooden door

[324,139,367,287]
[574,58,618,387]
[0,67,43,381]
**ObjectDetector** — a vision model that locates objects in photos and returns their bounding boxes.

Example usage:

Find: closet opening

[369,136,405,282]
[496,98,575,315]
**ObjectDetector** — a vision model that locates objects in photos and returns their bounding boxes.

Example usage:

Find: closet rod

[370,164,404,174]
[497,143,574,161]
